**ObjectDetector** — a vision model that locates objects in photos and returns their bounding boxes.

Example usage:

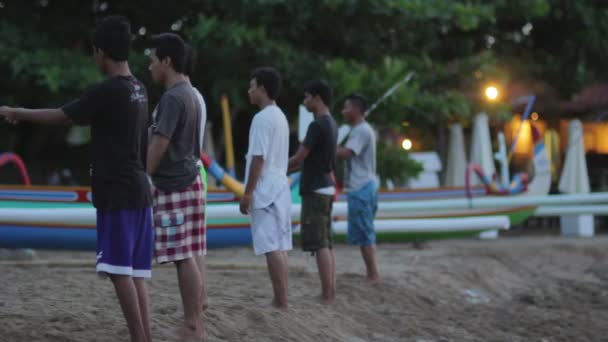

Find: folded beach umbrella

[444,123,467,186]
[558,119,590,194]
[298,105,314,142]
[469,113,496,186]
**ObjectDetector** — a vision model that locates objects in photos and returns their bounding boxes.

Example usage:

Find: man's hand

[242,156,263,215]
[336,146,355,160]
[146,175,155,196]
[288,144,310,173]
[0,106,18,124]
[239,194,252,215]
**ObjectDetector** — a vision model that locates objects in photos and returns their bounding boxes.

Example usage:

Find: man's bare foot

[202,302,209,312]
[367,276,382,287]
[256,300,288,312]
[271,298,288,311]
[319,294,335,305]
[412,241,431,250]
[176,324,207,341]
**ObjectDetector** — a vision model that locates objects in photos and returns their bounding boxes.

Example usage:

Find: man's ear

[161,56,172,67]
[93,46,104,58]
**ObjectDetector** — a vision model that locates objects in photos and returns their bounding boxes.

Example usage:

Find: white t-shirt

[245,104,290,209]
[191,87,207,169]
[191,87,207,150]
[314,186,336,195]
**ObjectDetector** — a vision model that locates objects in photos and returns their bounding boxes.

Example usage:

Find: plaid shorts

[153,175,206,263]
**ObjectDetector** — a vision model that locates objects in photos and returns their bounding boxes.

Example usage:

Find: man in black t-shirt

[0,16,153,342]
[288,79,338,304]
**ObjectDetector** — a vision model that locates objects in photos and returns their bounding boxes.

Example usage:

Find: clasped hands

[239,193,252,215]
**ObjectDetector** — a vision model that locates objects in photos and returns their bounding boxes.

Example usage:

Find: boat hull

[0,196,533,250]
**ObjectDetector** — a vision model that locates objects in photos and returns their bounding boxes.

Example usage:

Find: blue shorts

[96,207,154,278]
[346,181,378,246]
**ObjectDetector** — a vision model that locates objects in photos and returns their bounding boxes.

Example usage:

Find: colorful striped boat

[0,138,550,250]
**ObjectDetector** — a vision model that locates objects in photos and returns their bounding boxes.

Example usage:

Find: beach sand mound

[1,237,608,341]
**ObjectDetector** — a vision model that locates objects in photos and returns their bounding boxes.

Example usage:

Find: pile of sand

[1,237,608,341]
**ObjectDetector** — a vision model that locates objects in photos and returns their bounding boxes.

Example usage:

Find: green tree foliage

[376,142,424,187]
[1,0,607,183]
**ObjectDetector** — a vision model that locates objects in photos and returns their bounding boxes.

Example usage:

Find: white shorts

[250,188,292,255]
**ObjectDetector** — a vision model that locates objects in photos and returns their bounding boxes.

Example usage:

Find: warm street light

[402,138,412,151]
[485,86,499,101]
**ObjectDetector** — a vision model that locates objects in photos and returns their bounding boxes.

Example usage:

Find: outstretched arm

[0,106,70,125]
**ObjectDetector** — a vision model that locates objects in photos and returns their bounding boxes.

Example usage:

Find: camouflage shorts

[300,193,333,252]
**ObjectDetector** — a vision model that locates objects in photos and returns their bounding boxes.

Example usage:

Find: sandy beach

[2,236,608,341]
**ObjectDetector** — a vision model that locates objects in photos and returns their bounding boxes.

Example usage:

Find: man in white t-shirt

[184,44,209,312]
[184,45,207,151]
[240,67,292,310]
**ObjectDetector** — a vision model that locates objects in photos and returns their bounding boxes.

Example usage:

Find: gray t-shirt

[151,81,201,192]
[344,121,376,191]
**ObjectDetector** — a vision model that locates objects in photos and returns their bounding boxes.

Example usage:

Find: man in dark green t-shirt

[288,79,338,304]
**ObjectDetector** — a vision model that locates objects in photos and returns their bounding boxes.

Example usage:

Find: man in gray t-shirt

[147,33,207,341]
[150,80,201,191]
[336,93,381,287]
[344,119,376,192]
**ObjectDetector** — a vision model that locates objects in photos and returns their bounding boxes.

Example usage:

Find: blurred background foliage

[1,0,608,185]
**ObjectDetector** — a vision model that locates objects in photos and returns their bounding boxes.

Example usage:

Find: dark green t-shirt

[150,81,201,192]
[300,114,338,194]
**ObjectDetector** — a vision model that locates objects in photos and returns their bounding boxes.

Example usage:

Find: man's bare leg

[175,258,206,340]
[265,250,289,310]
[195,255,208,311]
[316,248,336,304]
[361,245,381,286]
[133,278,151,342]
[330,248,336,297]
[109,275,147,342]
[280,251,289,306]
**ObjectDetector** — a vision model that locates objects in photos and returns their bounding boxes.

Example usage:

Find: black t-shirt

[62,75,152,212]
[300,114,338,194]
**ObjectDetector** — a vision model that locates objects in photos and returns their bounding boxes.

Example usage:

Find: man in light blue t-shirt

[336,93,381,286]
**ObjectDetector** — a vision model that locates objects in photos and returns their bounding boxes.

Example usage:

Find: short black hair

[250,67,282,100]
[93,15,132,61]
[303,79,332,106]
[148,33,186,73]
[346,93,368,114]
[184,44,197,78]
